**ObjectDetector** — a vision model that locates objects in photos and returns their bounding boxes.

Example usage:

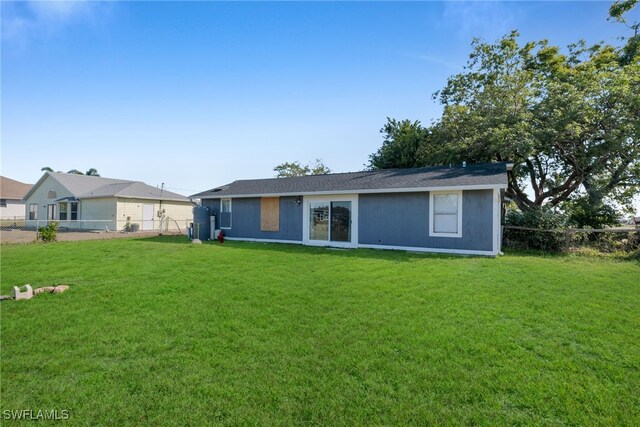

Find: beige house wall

[1,200,26,220]
[80,198,118,230]
[24,175,74,227]
[116,198,193,232]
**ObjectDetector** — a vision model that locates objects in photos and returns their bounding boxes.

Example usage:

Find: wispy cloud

[1,1,114,46]
[406,53,459,70]
[442,1,522,42]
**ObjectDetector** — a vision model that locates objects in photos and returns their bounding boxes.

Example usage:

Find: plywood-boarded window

[261,197,280,232]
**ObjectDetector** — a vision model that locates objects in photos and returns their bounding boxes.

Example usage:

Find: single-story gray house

[191,162,511,256]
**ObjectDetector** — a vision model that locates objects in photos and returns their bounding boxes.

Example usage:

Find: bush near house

[37,221,59,242]
[1,238,639,425]
[503,207,567,251]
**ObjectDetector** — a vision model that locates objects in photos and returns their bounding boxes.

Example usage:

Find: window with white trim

[59,202,68,220]
[220,199,232,229]
[430,191,462,238]
[29,204,38,220]
[70,202,78,220]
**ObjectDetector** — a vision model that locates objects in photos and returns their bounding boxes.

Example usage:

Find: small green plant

[38,222,59,242]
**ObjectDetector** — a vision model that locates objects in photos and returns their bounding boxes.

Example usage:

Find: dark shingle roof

[192,162,509,198]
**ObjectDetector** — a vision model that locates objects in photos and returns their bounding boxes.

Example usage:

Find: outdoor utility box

[192,206,211,240]
[130,223,140,232]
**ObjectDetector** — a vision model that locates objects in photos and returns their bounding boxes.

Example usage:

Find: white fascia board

[357,244,497,256]
[200,184,507,199]
[81,195,193,203]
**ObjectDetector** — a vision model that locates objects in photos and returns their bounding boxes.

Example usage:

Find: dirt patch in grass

[0,229,184,244]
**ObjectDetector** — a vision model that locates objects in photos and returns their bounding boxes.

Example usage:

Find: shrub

[564,196,620,229]
[504,207,567,252]
[38,222,59,242]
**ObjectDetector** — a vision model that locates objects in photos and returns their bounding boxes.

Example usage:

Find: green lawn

[1,237,639,425]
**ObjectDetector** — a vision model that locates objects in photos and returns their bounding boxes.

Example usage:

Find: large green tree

[431,31,639,211]
[369,27,640,214]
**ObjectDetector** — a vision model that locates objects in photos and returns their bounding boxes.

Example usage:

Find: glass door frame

[302,194,358,248]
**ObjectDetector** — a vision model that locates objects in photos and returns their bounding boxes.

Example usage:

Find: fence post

[564,229,572,252]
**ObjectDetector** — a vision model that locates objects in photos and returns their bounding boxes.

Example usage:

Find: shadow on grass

[132,235,485,262]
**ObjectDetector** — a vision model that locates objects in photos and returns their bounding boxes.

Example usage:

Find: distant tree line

[41,167,100,177]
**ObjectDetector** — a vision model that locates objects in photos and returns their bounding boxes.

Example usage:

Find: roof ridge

[231,162,509,183]
[191,162,509,198]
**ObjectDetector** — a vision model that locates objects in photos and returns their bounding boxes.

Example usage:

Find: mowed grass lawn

[1,237,639,425]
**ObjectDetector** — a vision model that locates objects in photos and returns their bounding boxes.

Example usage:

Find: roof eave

[198,183,508,199]
[77,194,192,203]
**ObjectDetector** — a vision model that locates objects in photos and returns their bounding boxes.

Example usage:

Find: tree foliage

[274,160,331,177]
[40,167,100,177]
[368,16,640,221]
[431,31,640,212]
[368,118,427,170]
[609,0,639,64]
[564,196,621,229]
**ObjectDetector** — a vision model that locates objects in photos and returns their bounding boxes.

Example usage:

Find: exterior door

[142,204,154,230]
[303,195,357,248]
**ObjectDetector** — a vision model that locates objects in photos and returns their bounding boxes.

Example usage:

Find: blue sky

[1,1,636,198]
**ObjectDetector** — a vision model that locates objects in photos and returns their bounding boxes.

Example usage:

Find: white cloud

[442,1,521,42]
[1,1,113,45]
[407,53,459,70]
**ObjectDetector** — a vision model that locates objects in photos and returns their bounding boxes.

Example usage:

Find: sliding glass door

[309,202,329,241]
[306,198,355,246]
[330,202,351,242]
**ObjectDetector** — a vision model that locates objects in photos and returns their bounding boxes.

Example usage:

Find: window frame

[47,204,57,221]
[429,190,463,238]
[0,199,6,208]
[70,202,78,221]
[220,198,232,229]
[29,204,38,220]
[59,202,68,221]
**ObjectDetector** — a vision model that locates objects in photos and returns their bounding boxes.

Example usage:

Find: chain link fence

[1,218,193,234]
[503,225,640,255]
[0,217,26,230]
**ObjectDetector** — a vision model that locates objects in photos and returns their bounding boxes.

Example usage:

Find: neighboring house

[24,172,194,232]
[191,162,511,256]
[0,176,32,220]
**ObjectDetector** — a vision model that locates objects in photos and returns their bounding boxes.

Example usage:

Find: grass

[1,237,639,425]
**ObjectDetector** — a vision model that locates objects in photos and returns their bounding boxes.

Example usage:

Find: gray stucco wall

[202,197,303,241]
[358,190,494,251]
